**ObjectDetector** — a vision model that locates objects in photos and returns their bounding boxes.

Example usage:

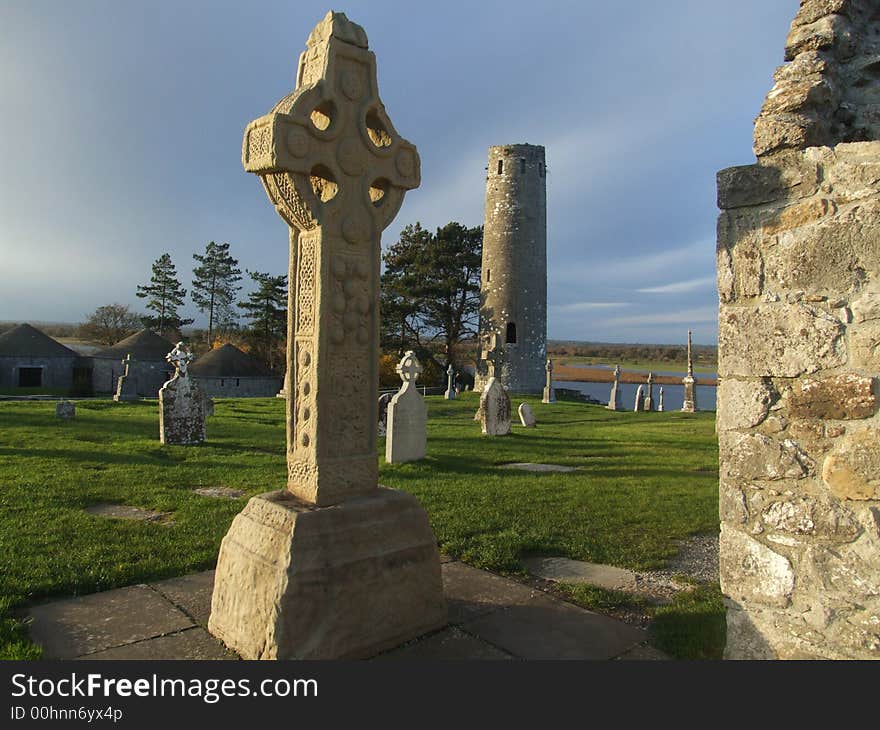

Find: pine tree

[238,270,288,370]
[135,253,193,336]
[191,241,243,343]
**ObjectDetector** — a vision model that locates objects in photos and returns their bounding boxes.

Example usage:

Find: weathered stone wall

[475,143,547,394]
[717,0,880,659]
[192,375,282,398]
[0,356,76,391]
[91,357,172,396]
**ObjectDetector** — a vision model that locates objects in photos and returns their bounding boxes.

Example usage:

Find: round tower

[475,143,547,394]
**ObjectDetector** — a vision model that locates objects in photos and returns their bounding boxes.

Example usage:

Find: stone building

[717,0,880,659]
[474,143,547,394]
[0,323,85,392]
[189,344,281,397]
[91,329,175,396]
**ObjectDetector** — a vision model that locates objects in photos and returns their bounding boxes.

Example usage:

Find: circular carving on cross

[396,350,423,384]
[340,70,363,101]
[395,148,415,177]
[300,349,311,367]
[287,128,309,158]
[342,214,368,244]
[337,138,365,176]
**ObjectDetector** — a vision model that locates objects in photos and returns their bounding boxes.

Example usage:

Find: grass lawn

[0,394,721,659]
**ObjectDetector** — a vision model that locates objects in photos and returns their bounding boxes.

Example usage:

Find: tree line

[80,241,286,370]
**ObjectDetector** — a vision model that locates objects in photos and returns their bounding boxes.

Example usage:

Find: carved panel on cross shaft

[328,253,371,347]
[324,356,370,458]
[265,173,318,231]
[296,235,317,335]
[292,339,315,454]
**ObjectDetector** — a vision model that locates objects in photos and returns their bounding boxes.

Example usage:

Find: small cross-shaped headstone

[396,351,423,383]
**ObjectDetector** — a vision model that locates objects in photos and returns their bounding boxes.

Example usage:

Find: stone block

[55,401,75,419]
[784,13,855,62]
[715,378,773,431]
[719,524,795,609]
[718,303,844,377]
[716,158,818,209]
[209,488,446,659]
[720,432,810,482]
[159,375,206,445]
[517,402,536,428]
[822,428,880,500]
[760,495,861,541]
[788,373,876,419]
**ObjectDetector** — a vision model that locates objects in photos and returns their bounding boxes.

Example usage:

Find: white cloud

[637,276,717,294]
[552,301,630,313]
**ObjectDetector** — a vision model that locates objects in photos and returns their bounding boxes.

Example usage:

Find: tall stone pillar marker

[718,0,880,659]
[542,358,555,403]
[209,12,446,660]
[606,364,622,411]
[643,372,655,411]
[681,330,697,413]
[444,363,456,400]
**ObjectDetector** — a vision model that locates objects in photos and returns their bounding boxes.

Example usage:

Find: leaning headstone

[377,392,392,436]
[209,12,445,660]
[444,364,456,400]
[643,372,654,411]
[542,358,555,403]
[606,364,622,410]
[681,330,698,412]
[55,400,75,420]
[633,384,644,413]
[386,351,427,463]
[518,402,536,428]
[657,387,664,412]
[113,353,138,402]
[479,377,511,436]
[159,342,206,445]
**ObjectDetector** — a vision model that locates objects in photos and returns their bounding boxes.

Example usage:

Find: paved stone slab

[614,643,670,660]
[461,594,646,660]
[84,503,169,522]
[522,557,638,591]
[193,487,245,499]
[150,571,216,626]
[441,562,541,624]
[501,463,578,473]
[80,627,236,660]
[27,585,194,659]
[376,627,513,660]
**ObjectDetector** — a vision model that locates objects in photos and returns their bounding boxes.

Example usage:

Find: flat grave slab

[81,627,235,660]
[522,557,638,592]
[500,463,578,473]
[376,627,513,660]
[84,503,170,522]
[193,487,245,499]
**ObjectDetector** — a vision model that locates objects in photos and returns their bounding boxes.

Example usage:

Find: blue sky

[0,0,799,344]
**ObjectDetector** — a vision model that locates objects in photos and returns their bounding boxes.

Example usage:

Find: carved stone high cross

[242,11,420,507]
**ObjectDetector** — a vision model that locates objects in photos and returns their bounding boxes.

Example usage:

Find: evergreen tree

[238,270,288,370]
[191,241,242,343]
[135,253,193,336]
[380,221,482,370]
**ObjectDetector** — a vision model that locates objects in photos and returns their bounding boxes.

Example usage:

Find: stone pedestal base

[542,386,555,404]
[208,487,446,659]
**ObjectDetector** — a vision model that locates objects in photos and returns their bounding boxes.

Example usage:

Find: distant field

[0,395,721,660]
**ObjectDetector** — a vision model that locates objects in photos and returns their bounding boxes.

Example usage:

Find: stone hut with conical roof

[0,323,85,392]
[91,329,175,396]
[189,344,282,397]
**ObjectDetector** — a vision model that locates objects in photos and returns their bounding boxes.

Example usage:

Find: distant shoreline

[553,363,718,387]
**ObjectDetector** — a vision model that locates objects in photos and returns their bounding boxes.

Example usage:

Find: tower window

[520,158,526,174]
[538,162,544,177]
[497,160,503,175]
[506,322,517,344]
[486,268,491,282]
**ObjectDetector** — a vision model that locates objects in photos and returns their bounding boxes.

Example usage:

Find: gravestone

[479,377,511,436]
[159,342,206,445]
[386,351,427,463]
[209,12,445,660]
[55,400,75,420]
[377,392,392,436]
[113,353,138,402]
[643,372,654,411]
[276,371,289,399]
[444,364,456,400]
[657,387,664,412]
[606,364,622,410]
[542,358,555,403]
[633,384,644,413]
[681,330,697,413]
[518,402,536,428]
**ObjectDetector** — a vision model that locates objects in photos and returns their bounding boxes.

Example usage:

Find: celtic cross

[397,351,423,384]
[242,11,420,506]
